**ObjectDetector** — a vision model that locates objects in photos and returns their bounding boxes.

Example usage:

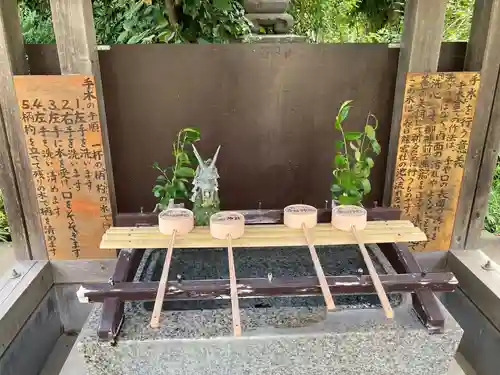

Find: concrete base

[76,246,463,375]
[76,298,462,375]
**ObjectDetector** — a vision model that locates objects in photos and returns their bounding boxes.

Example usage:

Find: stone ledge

[448,248,500,331]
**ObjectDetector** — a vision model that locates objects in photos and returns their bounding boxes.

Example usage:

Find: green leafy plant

[331,100,381,206]
[19,0,251,45]
[152,127,201,210]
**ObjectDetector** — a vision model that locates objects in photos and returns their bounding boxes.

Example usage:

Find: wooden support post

[49,0,117,220]
[452,0,500,249]
[383,0,447,206]
[0,0,47,259]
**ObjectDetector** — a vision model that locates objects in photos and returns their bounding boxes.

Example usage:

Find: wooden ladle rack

[78,206,458,344]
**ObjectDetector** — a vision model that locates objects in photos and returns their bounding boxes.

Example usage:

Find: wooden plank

[104,226,422,239]
[0,0,46,259]
[383,0,447,206]
[51,259,117,284]
[0,260,53,358]
[453,0,500,249]
[49,0,117,220]
[100,222,427,249]
[13,75,116,260]
[0,105,30,259]
[390,72,481,252]
[468,79,500,248]
[0,0,29,259]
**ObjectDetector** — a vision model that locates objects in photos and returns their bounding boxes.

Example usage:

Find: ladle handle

[150,230,177,328]
[351,226,394,319]
[302,223,336,311]
[227,235,242,336]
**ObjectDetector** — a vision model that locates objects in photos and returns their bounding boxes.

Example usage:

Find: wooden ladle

[331,205,394,319]
[150,208,194,328]
[210,211,246,337]
[284,204,336,311]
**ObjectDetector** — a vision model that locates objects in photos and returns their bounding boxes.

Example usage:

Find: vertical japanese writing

[15,75,113,260]
[391,72,480,251]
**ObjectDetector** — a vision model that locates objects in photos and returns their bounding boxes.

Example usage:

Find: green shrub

[0,191,11,242]
[485,159,500,234]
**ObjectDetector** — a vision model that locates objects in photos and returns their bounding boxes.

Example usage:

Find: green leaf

[338,100,353,122]
[365,124,376,140]
[128,1,144,17]
[338,194,361,205]
[337,170,355,190]
[176,179,187,191]
[334,154,347,168]
[335,140,344,149]
[369,114,379,130]
[178,152,190,164]
[176,167,196,178]
[166,185,177,198]
[330,184,342,193]
[372,140,381,155]
[160,196,171,208]
[183,127,201,142]
[127,30,150,44]
[214,0,232,11]
[155,175,167,184]
[152,185,165,198]
[360,179,371,194]
[366,157,374,168]
[117,30,129,43]
[355,150,361,161]
[344,131,362,141]
[158,30,174,43]
[123,19,135,31]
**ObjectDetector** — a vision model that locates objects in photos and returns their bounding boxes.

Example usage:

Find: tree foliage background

[19,0,474,44]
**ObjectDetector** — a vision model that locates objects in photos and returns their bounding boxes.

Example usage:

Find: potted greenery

[331,100,381,207]
[152,127,201,211]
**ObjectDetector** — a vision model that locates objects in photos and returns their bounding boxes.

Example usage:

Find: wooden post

[0,0,47,259]
[382,0,447,206]
[49,0,117,219]
[452,0,500,249]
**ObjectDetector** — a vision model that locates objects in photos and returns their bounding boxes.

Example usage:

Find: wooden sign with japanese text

[391,72,480,251]
[13,75,115,260]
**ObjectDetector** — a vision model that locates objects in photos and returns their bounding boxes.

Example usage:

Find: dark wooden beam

[453,0,500,249]
[378,242,446,333]
[383,0,447,206]
[0,0,46,259]
[49,0,117,222]
[97,249,144,342]
[81,272,458,303]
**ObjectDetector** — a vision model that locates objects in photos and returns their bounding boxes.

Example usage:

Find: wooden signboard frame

[13,75,115,260]
[391,72,481,251]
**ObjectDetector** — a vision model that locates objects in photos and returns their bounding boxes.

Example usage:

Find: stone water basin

[78,244,462,375]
